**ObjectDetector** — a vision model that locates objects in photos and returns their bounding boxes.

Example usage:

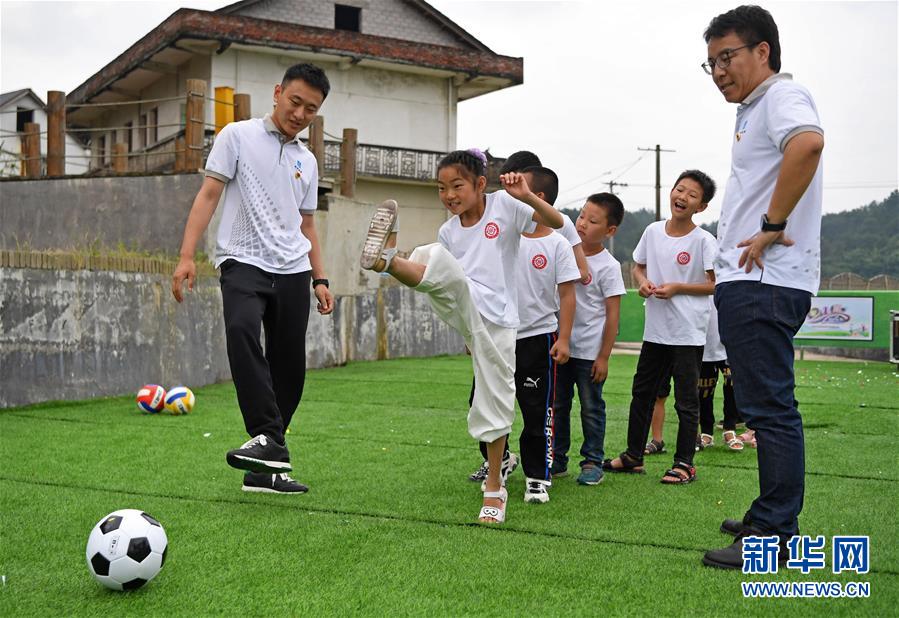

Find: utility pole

[608,180,628,194]
[638,144,675,221]
[607,180,627,255]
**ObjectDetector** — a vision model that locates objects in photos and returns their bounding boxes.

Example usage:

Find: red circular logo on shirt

[581,273,593,286]
[532,254,548,270]
[677,251,691,265]
[484,222,500,239]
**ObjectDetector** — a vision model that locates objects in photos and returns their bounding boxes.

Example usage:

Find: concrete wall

[0,268,463,408]
[0,174,205,254]
[0,175,447,296]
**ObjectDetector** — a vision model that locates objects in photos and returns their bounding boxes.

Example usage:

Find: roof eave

[67,9,522,104]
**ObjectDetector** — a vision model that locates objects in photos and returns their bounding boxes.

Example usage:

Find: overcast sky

[1,0,896,223]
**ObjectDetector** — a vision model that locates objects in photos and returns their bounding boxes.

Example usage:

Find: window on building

[148,107,158,145]
[139,113,148,149]
[124,121,133,152]
[15,108,34,133]
[335,4,361,32]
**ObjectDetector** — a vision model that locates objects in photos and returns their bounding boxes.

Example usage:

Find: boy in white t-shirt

[360,149,564,524]
[552,193,627,486]
[603,170,718,484]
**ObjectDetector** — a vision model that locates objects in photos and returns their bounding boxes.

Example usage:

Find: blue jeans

[553,358,607,469]
[715,281,811,539]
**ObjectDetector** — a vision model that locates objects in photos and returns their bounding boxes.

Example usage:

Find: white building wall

[0,98,89,176]
[211,49,456,152]
[232,0,466,48]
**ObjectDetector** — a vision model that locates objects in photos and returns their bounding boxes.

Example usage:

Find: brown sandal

[601,451,646,474]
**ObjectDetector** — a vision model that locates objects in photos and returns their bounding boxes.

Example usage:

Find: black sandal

[601,451,646,474]
[660,462,696,485]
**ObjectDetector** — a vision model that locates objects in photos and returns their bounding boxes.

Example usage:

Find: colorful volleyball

[164,387,195,415]
[136,385,167,413]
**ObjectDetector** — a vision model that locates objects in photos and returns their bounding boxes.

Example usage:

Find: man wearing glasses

[698,5,825,569]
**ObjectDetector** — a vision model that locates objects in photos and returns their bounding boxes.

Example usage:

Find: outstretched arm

[172,176,225,302]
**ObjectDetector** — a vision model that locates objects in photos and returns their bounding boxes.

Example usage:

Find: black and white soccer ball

[85,509,168,591]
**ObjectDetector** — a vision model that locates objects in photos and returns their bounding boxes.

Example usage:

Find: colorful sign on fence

[796,296,874,341]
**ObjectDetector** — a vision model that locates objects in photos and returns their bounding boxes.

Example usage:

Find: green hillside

[562,190,898,278]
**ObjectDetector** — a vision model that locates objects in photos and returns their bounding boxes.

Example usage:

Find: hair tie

[465,148,488,172]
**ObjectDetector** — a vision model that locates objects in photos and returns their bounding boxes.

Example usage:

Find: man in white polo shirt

[699,6,824,569]
[172,63,333,494]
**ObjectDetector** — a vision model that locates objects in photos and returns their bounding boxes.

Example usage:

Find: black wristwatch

[760,214,787,232]
[312,278,329,289]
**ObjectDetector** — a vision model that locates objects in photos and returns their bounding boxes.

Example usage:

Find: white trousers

[410,243,516,443]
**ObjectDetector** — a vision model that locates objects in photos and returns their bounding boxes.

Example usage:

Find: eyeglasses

[701,42,759,75]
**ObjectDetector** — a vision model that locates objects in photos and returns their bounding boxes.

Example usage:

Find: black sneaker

[721,518,747,537]
[702,530,789,570]
[226,435,291,473]
[468,460,489,482]
[479,452,519,490]
[242,472,308,494]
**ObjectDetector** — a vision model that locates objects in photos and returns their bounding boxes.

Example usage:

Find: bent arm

[767,131,824,224]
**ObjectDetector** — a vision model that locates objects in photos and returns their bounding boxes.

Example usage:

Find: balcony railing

[320,140,444,182]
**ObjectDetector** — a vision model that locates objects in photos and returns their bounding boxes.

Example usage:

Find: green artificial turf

[1,355,896,616]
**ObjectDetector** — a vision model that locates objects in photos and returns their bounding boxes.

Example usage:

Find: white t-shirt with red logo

[437,190,537,329]
[633,220,717,346]
[569,249,627,361]
[517,233,581,339]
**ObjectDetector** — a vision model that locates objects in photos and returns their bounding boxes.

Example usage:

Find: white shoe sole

[228,454,292,473]
[360,200,398,270]
[241,486,306,494]
[524,493,549,504]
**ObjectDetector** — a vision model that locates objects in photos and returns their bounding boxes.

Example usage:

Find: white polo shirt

[516,232,580,339]
[438,190,537,329]
[715,73,824,294]
[569,249,626,361]
[634,221,717,346]
[205,114,319,274]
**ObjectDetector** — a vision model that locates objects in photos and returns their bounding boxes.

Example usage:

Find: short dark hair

[703,5,781,72]
[674,169,717,203]
[500,150,541,174]
[585,192,625,227]
[282,63,331,99]
[521,166,559,205]
[437,150,486,184]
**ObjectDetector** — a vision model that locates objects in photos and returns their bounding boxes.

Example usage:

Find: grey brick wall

[233,0,470,48]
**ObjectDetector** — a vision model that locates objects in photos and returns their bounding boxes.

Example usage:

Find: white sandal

[478,487,508,524]
[723,430,744,451]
